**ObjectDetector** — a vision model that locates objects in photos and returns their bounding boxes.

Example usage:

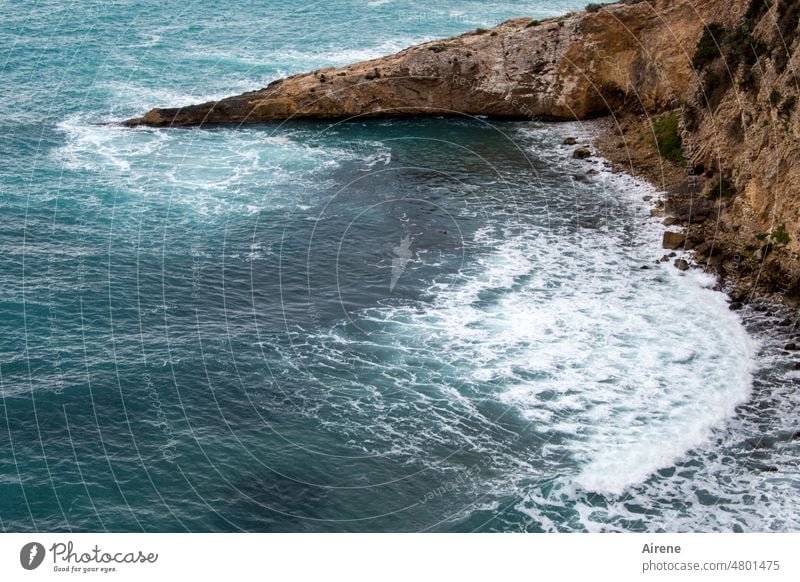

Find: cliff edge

[124,0,712,126]
[125,0,800,302]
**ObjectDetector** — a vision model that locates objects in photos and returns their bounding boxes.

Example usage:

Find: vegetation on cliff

[124,0,800,301]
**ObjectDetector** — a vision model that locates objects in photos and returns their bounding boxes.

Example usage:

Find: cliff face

[125,0,720,126]
[125,0,800,300]
[678,0,800,299]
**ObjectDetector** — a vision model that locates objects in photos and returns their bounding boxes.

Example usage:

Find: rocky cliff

[125,0,800,301]
[680,0,800,302]
[592,0,800,303]
[124,0,724,126]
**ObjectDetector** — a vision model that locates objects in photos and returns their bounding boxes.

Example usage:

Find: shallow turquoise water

[1,1,799,532]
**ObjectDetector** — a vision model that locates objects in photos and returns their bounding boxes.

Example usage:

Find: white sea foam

[53,115,370,217]
[53,106,769,529]
[339,126,756,503]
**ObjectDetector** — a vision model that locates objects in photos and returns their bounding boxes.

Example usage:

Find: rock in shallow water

[573,147,592,160]
[674,258,690,271]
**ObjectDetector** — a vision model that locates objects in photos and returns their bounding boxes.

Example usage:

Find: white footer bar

[1,533,796,581]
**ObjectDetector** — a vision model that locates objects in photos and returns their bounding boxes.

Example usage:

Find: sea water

[1,0,798,532]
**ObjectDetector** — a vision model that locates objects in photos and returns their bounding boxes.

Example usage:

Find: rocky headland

[125,0,800,308]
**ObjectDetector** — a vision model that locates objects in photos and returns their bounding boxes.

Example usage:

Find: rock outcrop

[679,0,800,300]
[124,0,721,127]
[125,0,800,301]
[591,0,800,301]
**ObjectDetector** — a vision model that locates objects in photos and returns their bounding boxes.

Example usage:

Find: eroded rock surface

[125,0,800,300]
[124,0,720,127]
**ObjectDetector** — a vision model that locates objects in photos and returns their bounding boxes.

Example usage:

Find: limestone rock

[119,0,800,297]
[662,231,686,250]
[124,1,724,128]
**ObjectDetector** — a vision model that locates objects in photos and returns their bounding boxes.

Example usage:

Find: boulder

[573,147,591,160]
[662,231,686,249]
[674,258,690,271]
[563,137,578,145]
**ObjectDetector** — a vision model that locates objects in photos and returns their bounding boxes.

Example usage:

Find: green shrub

[526,19,540,27]
[772,224,791,245]
[724,25,765,70]
[651,111,685,163]
[770,89,782,106]
[586,3,604,12]
[475,28,488,34]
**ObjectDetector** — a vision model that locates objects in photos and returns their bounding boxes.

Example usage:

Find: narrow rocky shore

[125,0,800,309]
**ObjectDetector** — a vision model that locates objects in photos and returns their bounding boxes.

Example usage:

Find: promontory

[125,0,800,301]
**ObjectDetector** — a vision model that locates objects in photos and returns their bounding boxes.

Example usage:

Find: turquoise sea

[1,0,799,532]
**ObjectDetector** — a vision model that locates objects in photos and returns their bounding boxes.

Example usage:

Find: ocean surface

[1,0,798,532]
